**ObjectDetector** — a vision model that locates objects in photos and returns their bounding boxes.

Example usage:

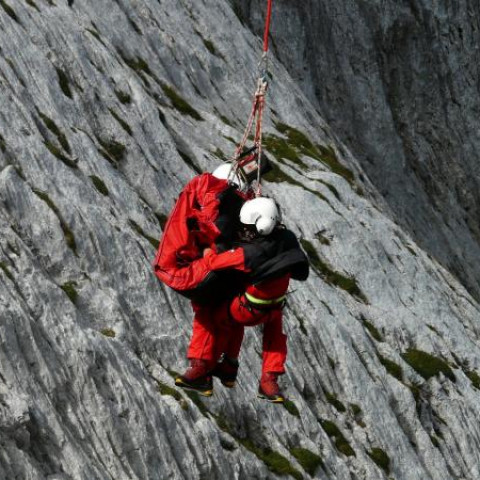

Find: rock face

[1,1,480,479]
[233,0,480,301]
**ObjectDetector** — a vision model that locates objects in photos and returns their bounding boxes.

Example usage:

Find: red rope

[263,0,273,52]
[231,0,273,196]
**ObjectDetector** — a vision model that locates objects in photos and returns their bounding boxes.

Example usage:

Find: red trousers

[187,275,289,374]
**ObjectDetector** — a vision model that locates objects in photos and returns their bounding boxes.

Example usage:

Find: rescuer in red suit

[174,197,309,402]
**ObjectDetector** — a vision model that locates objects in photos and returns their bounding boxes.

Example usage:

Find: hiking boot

[211,356,239,388]
[258,372,285,403]
[175,359,213,397]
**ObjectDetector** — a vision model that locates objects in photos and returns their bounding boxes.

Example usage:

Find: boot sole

[257,393,285,403]
[175,378,213,397]
[221,380,236,388]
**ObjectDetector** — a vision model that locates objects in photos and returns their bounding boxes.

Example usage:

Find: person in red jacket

[175,197,309,402]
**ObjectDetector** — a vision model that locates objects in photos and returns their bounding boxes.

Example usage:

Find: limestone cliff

[1,1,480,479]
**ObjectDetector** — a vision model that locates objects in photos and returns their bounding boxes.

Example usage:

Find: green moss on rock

[157,381,183,401]
[60,281,78,304]
[290,447,324,476]
[109,108,133,136]
[100,328,116,338]
[0,261,13,281]
[161,82,203,121]
[378,354,403,381]
[38,111,71,154]
[320,420,355,457]
[465,370,480,390]
[283,399,300,417]
[325,391,347,412]
[98,138,126,163]
[114,89,131,104]
[238,438,302,480]
[129,219,159,249]
[90,175,109,196]
[155,213,169,230]
[361,316,383,341]
[0,0,19,23]
[402,349,455,382]
[44,141,77,169]
[32,188,77,255]
[368,448,390,474]
[56,67,72,98]
[301,239,367,302]
[350,403,362,416]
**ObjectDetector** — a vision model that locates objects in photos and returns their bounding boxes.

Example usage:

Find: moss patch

[155,212,168,230]
[320,420,355,457]
[129,219,159,249]
[109,108,133,136]
[213,147,227,162]
[301,239,367,302]
[32,189,77,255]
[202,38,221,58]
[263,133,309,169]
[98,138,126,163]
[0,261,13,281]
[360,315,383,342]
[157,381,183,401]
[115,89,131,104]
[325,391,346,413]
[44,141,77,169]
[315,231,331,246]
[183,390,209,417]
[100,328,116,338]
[238,438,302,480]
[463,369,480,389]
[178,150,201,174]
[56,67,72,98]
[219,114,233,127]
[402,349,455,382]
[90,175,109,196]
[26,0,40,11]
[368,448,390,474]
[350,403,362,416]
[378,354,403,381]
[0,0,19,23]
[161,83,203,121]
[38,111,71,154]
[290,447,324,476]
[316,144,354,183]
[215,416,302,479]
[60,281,78,304]
[263,163,329,203]
[265,122,355,184]
[283,399,300,417]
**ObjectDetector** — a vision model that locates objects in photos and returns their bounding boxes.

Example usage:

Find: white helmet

[239,197,279,236]
[212,163,246,190]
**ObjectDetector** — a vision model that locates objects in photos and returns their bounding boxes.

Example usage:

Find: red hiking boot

[211,356,239,388]
[175,359,213,397]
[258,372,285,403]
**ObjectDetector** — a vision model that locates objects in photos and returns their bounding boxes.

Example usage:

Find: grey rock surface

[0,1,480,479]
[234,0,480,301]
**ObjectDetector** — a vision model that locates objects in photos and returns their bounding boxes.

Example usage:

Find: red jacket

[153,173,250,294]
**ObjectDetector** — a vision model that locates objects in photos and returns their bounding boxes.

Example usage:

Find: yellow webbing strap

[245,292,286,305]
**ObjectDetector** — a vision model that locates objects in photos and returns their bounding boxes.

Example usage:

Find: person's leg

[186,302,217,363]
[258,310,288,402]
[227,275,290,402]
[210,302,245,388]
[261,310,287,374]
[176,302,218,395]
